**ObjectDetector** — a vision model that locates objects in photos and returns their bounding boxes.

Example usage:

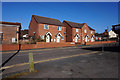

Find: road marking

[0,51,98,70]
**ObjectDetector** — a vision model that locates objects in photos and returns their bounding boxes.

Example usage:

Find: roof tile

[33,15,64,26]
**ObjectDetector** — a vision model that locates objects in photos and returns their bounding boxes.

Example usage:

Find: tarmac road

[1,44,119,78]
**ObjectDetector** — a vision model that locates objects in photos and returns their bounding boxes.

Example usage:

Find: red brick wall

[29,16,39,38]
[1,44,35,51]
[63,21,72,42]
[86,41,116,45]
[1,26,18,44]
[20,44,35,50]
[29,16,66,42]
[36,42,74,48]
[37,24,66,42]
[63,22,95,44]
[2,44,19,51]
[1,42,75,51]
[72,28,81,43]
[81,23,95,44]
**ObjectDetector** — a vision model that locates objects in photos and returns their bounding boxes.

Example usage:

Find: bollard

[29,52,34,72]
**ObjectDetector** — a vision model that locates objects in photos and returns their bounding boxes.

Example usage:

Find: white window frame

[91,31,93,34]
[44,24,49,30]
[83,37,84,40]
[58,26,61,31]
[84,29,87,33]
[76,29,79,32]
[12,37,16,43]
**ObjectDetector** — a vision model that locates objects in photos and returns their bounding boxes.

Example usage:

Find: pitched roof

[63,20,84,28]
[63,20,95,31]
[0,21,21,25]
[88,26,95,31]
[33,15,64,26]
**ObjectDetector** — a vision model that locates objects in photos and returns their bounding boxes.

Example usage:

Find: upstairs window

[76,29,79,32]
[44,24,49,30]
[83,37,84,40]
[58,26,61,31]
[84,29,87,33]
[91,31,93,34]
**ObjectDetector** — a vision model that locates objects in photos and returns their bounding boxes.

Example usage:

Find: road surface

[1,44,119,78]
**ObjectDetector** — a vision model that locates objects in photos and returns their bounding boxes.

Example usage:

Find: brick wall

[81,23,95,44]
[2,44,19,51]
[29,16,39,38]
[86,41,116,45]
[63,22,95,44]
[1,42,75,51]
[63,21,72,42]
[37,24,66,42]
[72,28,81,43]
[1,26,18,44]
[1,44,35,51]
[36,42,74,48]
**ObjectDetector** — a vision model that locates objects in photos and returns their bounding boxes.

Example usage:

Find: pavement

[1,43,119,79]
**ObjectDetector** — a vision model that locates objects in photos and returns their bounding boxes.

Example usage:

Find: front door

[46,35,50,42]
[75,36,78,42]
[85,37,88,42]
[57,36,60,43]
[91,37,94,42]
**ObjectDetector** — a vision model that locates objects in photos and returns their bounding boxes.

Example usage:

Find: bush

[24,42,29,44]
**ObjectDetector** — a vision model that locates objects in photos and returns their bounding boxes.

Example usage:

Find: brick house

[95,30,109,41]
[29,15,66,43]
[0,21,21,44]
[63,20,95,44]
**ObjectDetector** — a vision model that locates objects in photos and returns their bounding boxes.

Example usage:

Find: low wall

[1,44,35,51]
[36,42,75,48]
[1,42,75,51]
[2,44,19,51]
[86,41,116,45]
